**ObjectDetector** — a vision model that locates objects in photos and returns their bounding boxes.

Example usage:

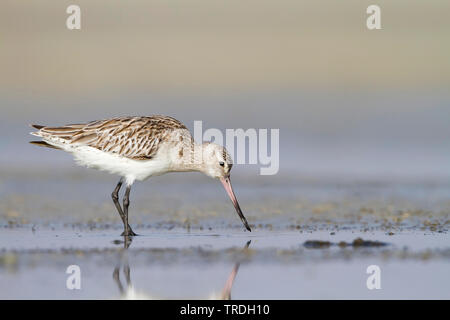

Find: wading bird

[30,115,251,236]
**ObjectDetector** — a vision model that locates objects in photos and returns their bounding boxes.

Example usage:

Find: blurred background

[0,0,449,179]
[1,1,450,300]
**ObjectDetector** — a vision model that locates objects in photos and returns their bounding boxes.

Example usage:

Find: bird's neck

[169,142,206,173]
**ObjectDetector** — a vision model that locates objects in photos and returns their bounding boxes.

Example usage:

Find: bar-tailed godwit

[30,115,251,235]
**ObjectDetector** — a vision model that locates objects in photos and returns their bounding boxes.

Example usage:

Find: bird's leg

[123,234,133,248]
[124,263,131,289]
[112,179,126,221]
[122,185,137,237]
[111,179,136,236]
[113,266,124,294]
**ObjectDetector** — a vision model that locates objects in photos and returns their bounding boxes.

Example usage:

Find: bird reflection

[113,236,250,300]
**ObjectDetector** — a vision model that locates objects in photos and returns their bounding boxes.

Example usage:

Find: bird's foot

[121,228,138,237]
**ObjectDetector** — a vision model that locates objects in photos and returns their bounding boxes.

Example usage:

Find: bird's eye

[219,162,225,167]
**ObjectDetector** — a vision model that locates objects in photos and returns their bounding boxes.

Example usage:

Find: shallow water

[0,168,449,299]
[0,229,449,299]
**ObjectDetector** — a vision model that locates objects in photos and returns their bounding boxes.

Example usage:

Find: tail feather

[29,140,61,150]
[30,124,45,130]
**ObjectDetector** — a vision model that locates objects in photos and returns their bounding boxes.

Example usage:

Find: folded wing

[30,116,188,160]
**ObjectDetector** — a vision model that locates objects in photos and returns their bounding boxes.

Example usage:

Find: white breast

[70,145,171,185]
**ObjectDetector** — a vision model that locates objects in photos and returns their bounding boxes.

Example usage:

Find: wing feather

[34,116,188,160]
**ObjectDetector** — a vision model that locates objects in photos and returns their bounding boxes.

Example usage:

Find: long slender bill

[220,176,251,232]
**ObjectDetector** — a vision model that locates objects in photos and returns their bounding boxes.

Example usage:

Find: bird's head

[200,143,233,179]
[199,143,251,232]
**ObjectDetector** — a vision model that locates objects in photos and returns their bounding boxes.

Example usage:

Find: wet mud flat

[0,169,449,299]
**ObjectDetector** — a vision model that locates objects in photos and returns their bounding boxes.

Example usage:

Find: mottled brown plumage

[33,115,188,160]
